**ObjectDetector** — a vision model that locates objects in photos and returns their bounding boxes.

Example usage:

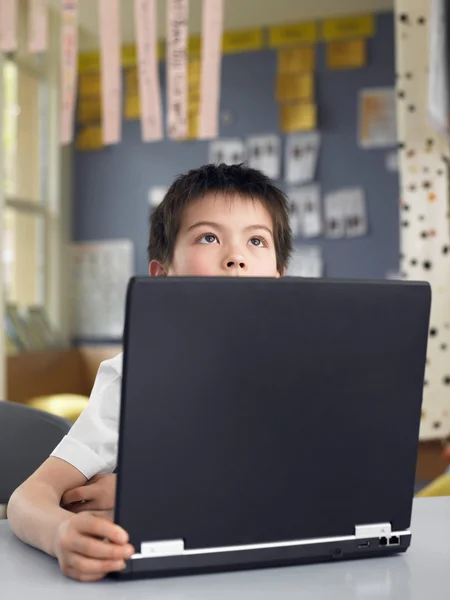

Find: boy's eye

[199,234,218,244]
[249,237,266,247]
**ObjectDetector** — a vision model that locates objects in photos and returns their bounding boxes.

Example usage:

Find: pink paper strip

[198,0,223,139]
[0,0,18,52]
[166,0,188,140]
[60,0,78,145]
[28,0,48,53]
[134,0,163,142]
[99,0,122,145]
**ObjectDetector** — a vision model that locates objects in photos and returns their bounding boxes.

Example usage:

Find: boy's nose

[224,255,247,271]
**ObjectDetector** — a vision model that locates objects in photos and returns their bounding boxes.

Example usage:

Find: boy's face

[150,193,282,278]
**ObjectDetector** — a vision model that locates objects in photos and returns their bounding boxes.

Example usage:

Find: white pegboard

[395,0,450,440]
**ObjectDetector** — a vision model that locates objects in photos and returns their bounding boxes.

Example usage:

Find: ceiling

[50,0,394,51]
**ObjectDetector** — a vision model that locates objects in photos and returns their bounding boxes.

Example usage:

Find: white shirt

[51,352,123,479]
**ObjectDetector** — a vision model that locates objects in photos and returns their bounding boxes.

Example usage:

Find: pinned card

[285,131,320,185]
[288,246,323,278]
[289,184,322,238]
[149,186,168,208]
[343,188,367,238]
[246,134,281,180]
[209,138,245,165]
[324,188,367,238]
[324,191,346,239]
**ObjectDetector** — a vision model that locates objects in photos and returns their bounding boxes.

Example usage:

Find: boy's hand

[54,512,134,581]
[62,474,117,513]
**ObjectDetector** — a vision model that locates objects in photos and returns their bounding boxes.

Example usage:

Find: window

[2,59,48,309]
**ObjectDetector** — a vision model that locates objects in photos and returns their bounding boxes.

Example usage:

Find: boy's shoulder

[98,351,123,378]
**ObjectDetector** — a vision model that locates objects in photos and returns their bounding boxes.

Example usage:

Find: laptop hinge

[140,539,185,557]
[355,523,392,538]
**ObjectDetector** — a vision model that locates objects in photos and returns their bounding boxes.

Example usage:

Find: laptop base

[112,534,411,580]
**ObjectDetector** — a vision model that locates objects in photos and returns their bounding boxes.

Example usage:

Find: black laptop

[114,277,430,579]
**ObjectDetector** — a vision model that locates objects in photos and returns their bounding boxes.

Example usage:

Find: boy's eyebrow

[187,221,223,232]
[187,222,274,238]
[244,224,274,238]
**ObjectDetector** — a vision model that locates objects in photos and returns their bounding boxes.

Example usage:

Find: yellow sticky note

[322,15,374,41]
[76,125,104,151]
[77,99,102,124]
[269,22,317,47]
[280,102,317,132]
[79,73,101,97]
[276,73,314,102]
[126,67,138,92]
[122,45,137,68]
[125,94,140,120]
[327,39,366,69]
[158,41,166,61]
[278,46,315,73]
[222,28,263,53]
[78,51,100,73]
[188,60,201,88]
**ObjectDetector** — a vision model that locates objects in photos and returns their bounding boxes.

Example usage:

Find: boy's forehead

[180,192,273,226]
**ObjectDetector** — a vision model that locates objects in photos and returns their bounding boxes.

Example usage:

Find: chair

[0,400,71,518]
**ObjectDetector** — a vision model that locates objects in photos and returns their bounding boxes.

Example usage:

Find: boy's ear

[149,260,168,277]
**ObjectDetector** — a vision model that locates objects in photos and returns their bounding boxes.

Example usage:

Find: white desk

[1,498,449,598]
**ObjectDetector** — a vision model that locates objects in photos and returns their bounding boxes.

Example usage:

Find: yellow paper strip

[222,28,263,53]
[79,72,101,97]
[77,99,102,124]
[327,39,366,69]
[278,46,315,73]
[280,102,317,132]
[276,73,314,102]
[189,35,201,56]
[321,15,374,41]
[188,86,200,104]
[269,22,317,47]
[76,125,104,150]
[187,111,198,139]
[188,100,200,115]
[188,59,201,87]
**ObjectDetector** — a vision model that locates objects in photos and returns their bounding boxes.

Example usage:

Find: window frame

[0,8,70,394]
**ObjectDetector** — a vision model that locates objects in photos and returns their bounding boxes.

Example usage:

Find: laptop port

[358,541,371,549]
[379,537,388,547]
[389,536,400,546]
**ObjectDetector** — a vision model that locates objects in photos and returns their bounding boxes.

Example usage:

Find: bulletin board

[74,13,399,285]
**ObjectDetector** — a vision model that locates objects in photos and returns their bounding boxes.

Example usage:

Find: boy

[7,163,292,581]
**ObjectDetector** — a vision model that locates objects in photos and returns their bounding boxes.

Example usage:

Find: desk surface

[1,498,449,598]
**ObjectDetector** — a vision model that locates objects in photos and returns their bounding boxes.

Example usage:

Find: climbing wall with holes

[395,0,450,440]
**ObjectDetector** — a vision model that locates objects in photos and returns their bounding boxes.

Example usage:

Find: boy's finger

[69,554,126,576]
[77,514,129,545]
[72,535,134,560]
[65,501,93,513]
[62,486,90,506]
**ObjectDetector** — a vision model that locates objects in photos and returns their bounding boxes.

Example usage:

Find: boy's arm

[7,456,87,555]
[7,457,133,581]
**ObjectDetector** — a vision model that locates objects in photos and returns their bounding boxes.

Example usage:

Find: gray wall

[74,12,399,280]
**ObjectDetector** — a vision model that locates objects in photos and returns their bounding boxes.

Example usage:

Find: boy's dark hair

[148,163,292,273]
